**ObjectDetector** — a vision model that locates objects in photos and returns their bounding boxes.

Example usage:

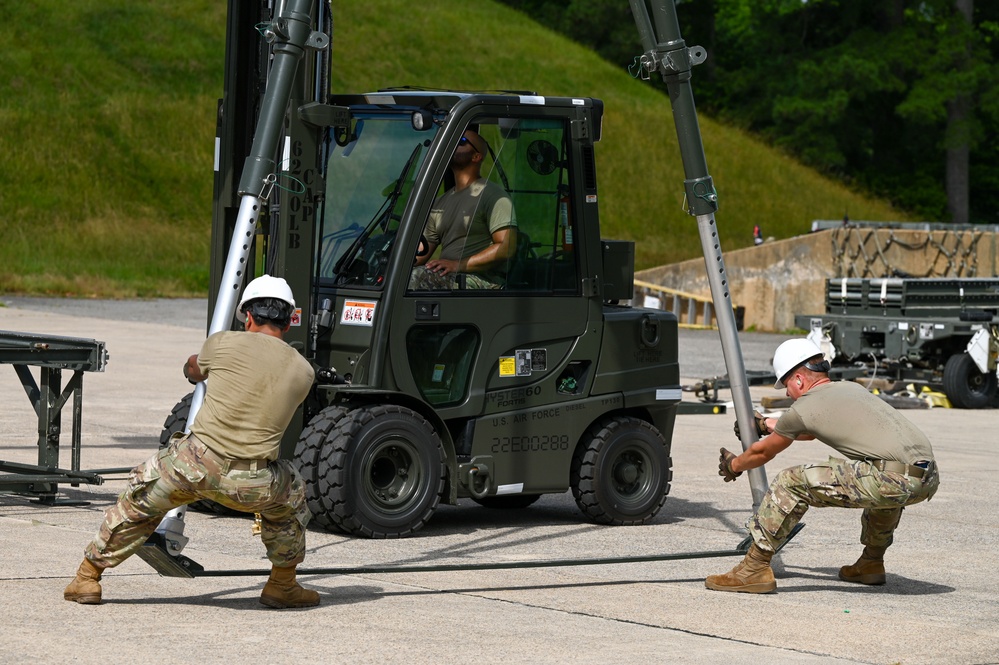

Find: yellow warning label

[498,356,516,376]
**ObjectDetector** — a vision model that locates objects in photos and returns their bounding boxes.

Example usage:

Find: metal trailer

[796,277,999,408]
[0,330,119,503]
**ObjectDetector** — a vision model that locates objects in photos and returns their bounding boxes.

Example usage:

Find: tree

[498,0,999,224]
[946,0,973,224]
[694,0,999,221]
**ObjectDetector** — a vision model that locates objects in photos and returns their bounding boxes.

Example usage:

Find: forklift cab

[315,92,602,427]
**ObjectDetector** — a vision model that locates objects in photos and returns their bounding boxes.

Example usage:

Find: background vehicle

[161,0,681,537]
[797,277,999,408]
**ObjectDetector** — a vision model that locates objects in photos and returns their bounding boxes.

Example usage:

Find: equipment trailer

[0,331,113,503]
[796,277,999,408]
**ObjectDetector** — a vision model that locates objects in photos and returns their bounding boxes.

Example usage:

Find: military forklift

[159,0,682,539]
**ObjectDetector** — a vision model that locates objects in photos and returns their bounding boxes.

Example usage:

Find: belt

[188,434,269,472]
[868,458,929,479]
[221,457,269,472]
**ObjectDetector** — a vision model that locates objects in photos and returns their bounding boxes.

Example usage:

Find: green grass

[0,0,906,297]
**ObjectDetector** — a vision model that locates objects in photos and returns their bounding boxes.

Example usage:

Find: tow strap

[137,524,805,579]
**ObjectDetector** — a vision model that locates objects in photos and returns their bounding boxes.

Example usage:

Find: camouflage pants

[749,456,939,554]
[85,434,310,569]
[409,266,501,290]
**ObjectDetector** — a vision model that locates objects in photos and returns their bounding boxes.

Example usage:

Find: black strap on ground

[139,524,805,579]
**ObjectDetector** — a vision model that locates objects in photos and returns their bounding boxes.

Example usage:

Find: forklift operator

[409,129,517,289]
[64,275,320,609]
[706,338,939,594]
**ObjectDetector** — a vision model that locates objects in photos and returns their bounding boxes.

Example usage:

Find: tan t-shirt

[191,331,314,460]
[426,178,515,282]
[774,380,934,463]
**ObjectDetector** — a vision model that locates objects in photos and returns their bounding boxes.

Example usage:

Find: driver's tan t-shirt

[426,177,515,283]
[192,331,314,460]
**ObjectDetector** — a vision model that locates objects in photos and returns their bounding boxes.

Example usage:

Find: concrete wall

[636,228,999,332]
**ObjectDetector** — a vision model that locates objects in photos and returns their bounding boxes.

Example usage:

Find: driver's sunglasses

[459,136,479,153]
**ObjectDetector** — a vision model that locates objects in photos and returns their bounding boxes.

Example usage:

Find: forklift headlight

[411,110,433,131]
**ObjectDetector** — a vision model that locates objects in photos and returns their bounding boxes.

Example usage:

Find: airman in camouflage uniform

[65,275,318,608]
[708,338,939,594]
[409,130,517,291]
[84,432,310,569]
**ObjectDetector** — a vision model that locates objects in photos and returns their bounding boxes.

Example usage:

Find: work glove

[718,447,742,482]
[733,410,769,440]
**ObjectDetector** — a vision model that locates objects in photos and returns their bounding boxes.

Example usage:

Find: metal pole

[190,0,322,428]
[151,0,323,553]
[629,0,767,508]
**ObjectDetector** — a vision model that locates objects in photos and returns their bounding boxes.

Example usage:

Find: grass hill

[0,0,907,298]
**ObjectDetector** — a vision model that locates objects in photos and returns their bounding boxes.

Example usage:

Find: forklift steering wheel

[416,234,431,258]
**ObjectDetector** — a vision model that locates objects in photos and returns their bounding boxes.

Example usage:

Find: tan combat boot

[705,544,777,593]
[260,565,320,609]
[64,558,105,605]
[838,546,887,585]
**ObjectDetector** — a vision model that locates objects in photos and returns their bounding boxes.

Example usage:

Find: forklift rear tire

[570,416,671,526]
[943,352,998,409]
[315,404,445,538]
[158,392,240,517]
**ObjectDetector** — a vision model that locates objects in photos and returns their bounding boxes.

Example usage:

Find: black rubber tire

[943,352,998,409]
[294,405,352,532]
[158,392,240,516]
[158,392,193,447]
[314,404,445,538]
[471,494,542,510]
[570,416,672,525]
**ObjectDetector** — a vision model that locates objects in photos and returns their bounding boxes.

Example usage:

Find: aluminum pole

[151,0,322,553]
[629,0,768,508]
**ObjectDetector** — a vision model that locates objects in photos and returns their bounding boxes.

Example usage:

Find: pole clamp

[634,44,706,80]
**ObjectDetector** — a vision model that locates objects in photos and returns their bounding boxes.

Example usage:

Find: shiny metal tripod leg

[629,0,769,507]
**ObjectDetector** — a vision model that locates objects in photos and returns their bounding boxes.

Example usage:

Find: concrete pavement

[1,301,996,664]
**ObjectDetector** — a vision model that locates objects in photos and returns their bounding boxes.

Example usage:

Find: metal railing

[633,278,729,329]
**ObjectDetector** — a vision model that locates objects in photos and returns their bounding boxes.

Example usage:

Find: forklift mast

[209,0,332,354]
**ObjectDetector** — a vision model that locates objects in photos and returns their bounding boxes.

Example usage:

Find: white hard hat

[236,275,296,322]
[772,338,825,389]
